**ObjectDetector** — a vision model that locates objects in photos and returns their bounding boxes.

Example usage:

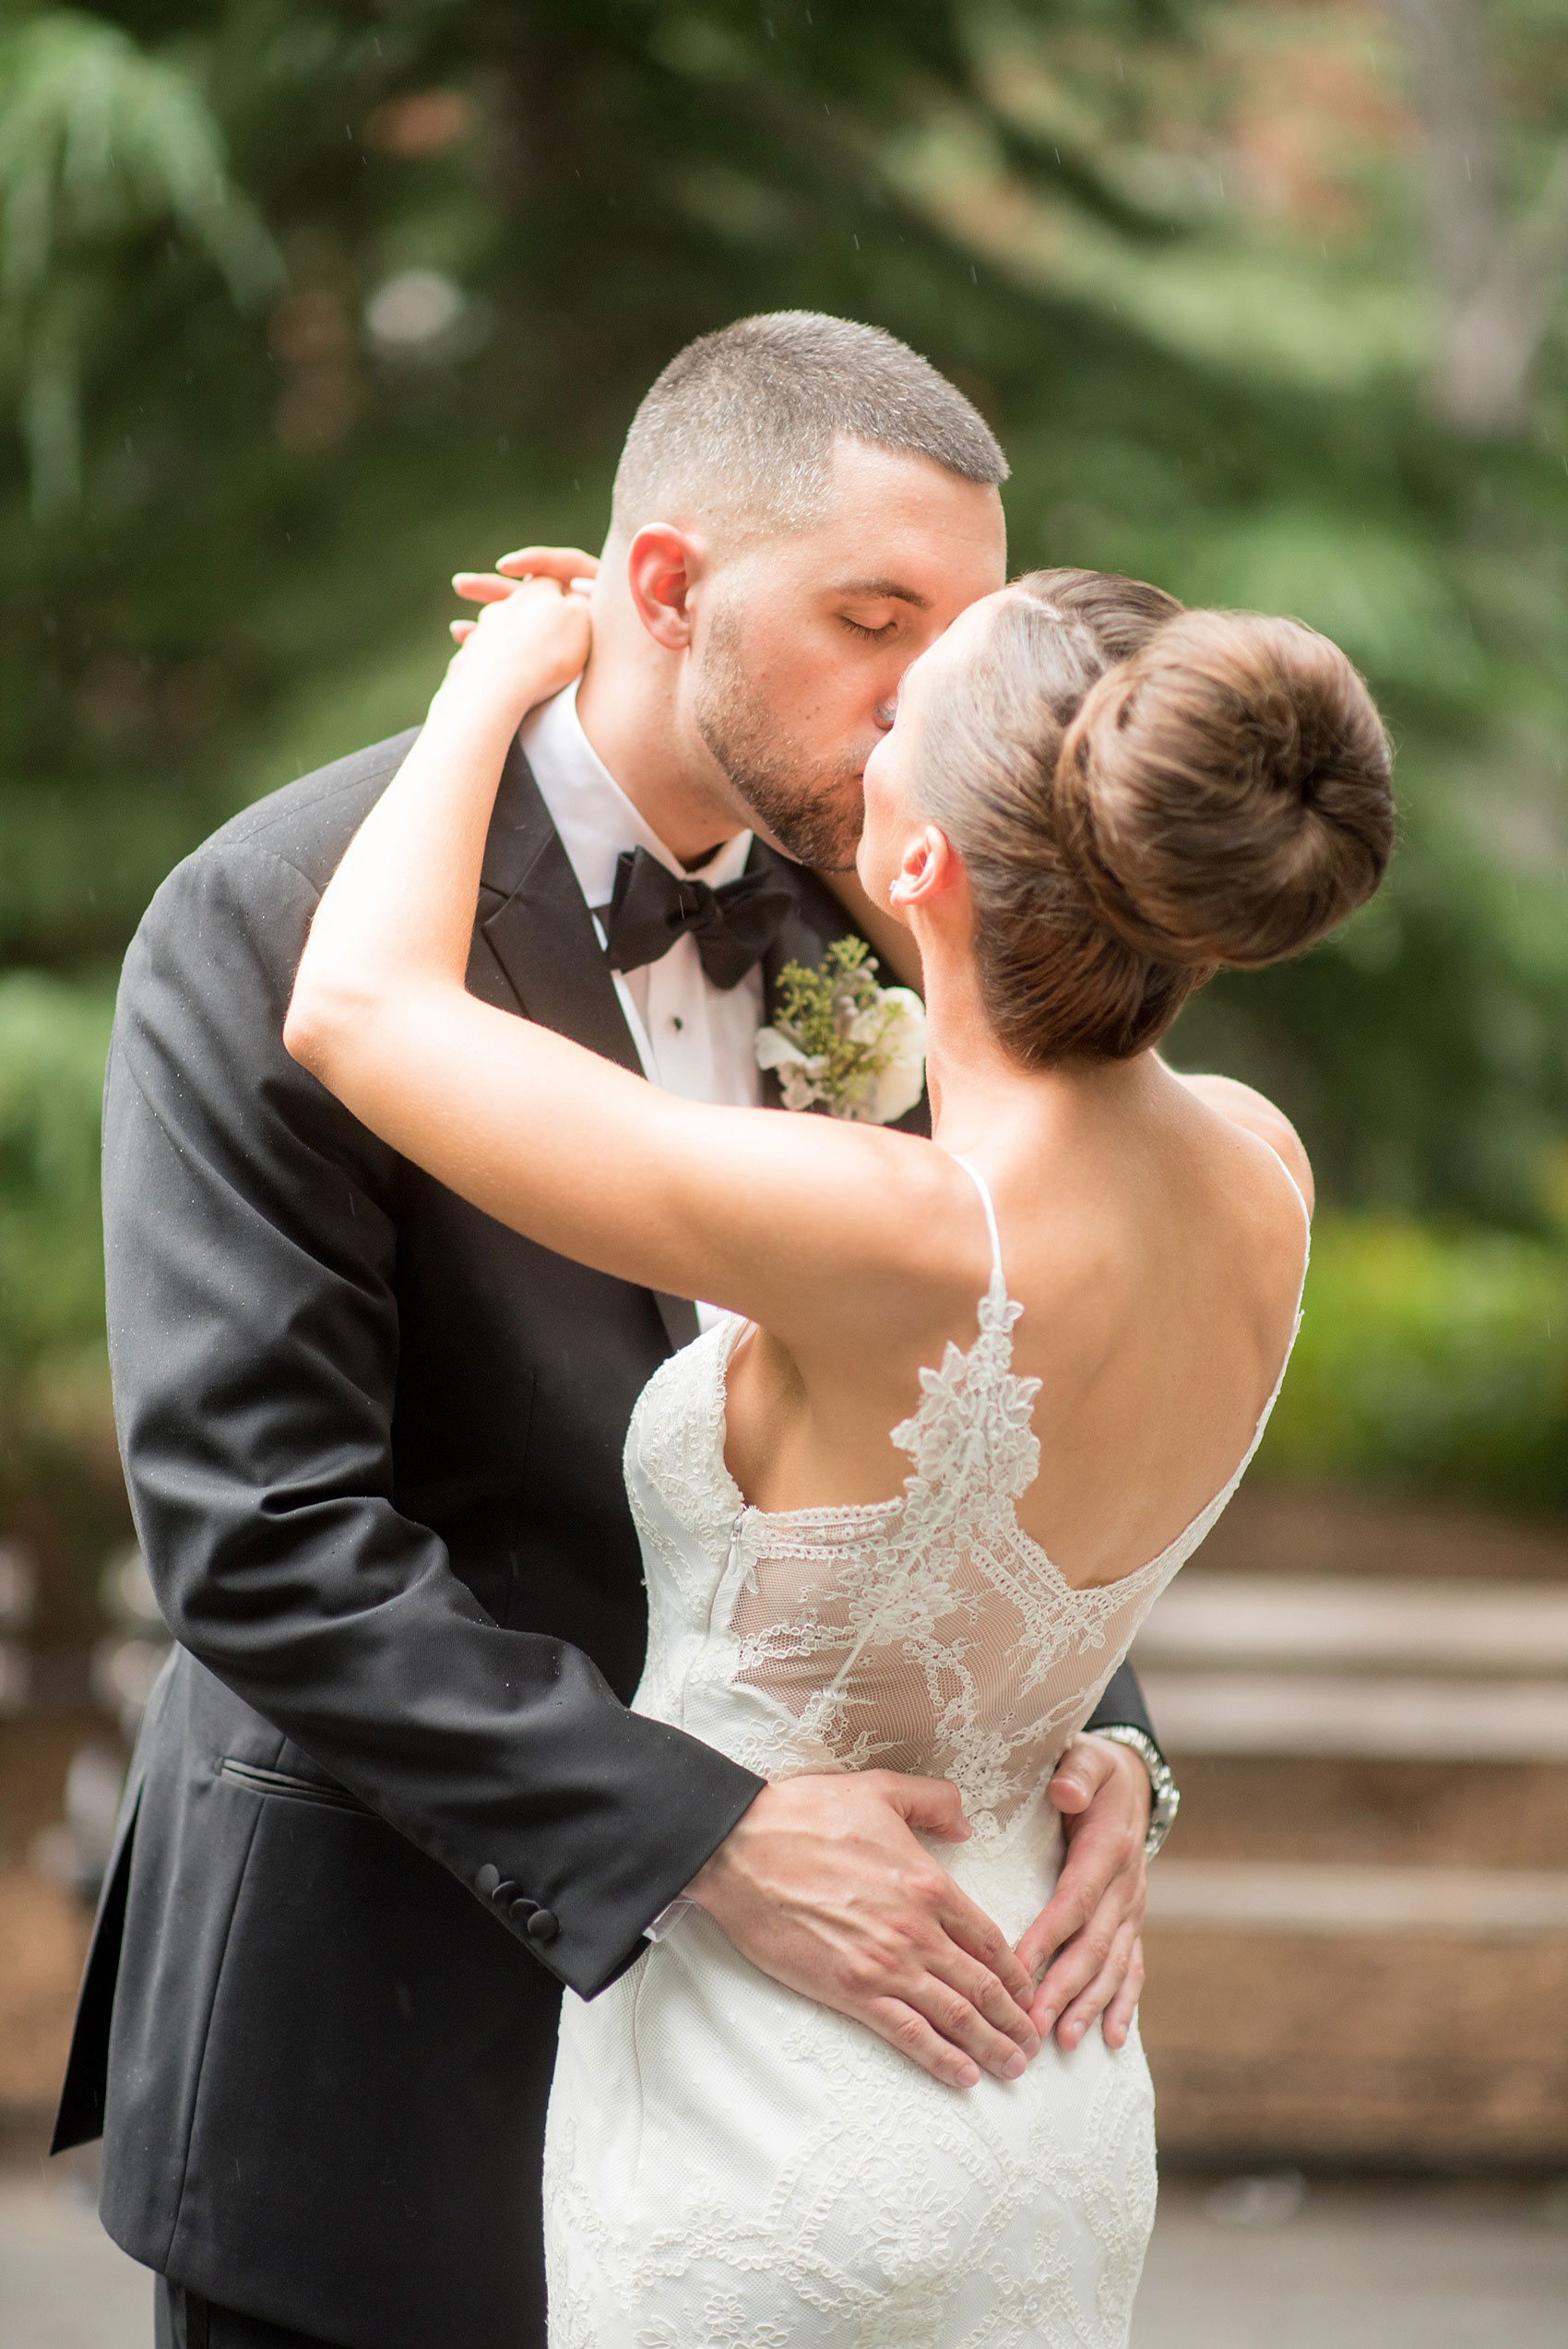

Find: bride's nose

[873,697,897,732]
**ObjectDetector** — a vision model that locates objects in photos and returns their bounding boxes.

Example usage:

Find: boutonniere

[755,937,927,1124]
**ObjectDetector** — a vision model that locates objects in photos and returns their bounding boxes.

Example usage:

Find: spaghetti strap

[1259,1144,1313,1306]
[1277,1159,1313,1237]
[949,1153,1005,1291]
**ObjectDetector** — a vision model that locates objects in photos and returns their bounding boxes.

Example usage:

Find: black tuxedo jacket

[53,733,1157,2349]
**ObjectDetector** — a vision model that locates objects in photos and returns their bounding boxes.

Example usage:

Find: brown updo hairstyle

[915,569,1395,1065]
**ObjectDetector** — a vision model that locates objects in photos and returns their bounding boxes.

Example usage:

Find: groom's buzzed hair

[610,312,1008,548]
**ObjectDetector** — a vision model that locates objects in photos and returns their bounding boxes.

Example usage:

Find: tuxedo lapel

[479,740,644,1076]
[476,743,701,1352]
[750,843,849,1018]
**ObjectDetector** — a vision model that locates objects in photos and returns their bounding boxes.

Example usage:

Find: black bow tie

[596,847,795,990]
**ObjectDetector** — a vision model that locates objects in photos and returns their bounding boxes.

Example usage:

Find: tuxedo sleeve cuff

[1082,1660,1160,1758]
[472,1726,766,2001]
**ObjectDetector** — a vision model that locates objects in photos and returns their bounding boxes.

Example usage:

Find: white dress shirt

[520,681,765,1110]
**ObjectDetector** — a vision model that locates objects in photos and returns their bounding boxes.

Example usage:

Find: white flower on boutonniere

[754,937,927,1124]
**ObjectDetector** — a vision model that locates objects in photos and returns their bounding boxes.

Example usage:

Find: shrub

[1262,1216,1568,1515]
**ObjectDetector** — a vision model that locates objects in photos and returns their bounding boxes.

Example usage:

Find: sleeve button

[475,1866,501,1899]
[526,1908,559,1944]
[490,1879,520,1908]
[507,1895,537,1925]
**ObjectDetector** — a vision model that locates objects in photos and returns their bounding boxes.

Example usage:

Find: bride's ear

[625,525,706,650]
[887,824,958,919]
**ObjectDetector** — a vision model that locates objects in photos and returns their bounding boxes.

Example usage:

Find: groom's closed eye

[829,576,932,648]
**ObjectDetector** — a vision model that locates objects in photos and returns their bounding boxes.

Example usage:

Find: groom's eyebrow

[832,576,933,609]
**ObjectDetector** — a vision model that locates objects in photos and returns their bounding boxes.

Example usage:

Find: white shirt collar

[519,680,754,914]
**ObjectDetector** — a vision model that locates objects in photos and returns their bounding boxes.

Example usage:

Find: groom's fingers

[1057,1926,1145,2053]
[923,1936,1040,2061]
[861,1997,982,2093]
[884,1771,971,1845]
[933,1885,1037,2014]
[1025,1878,1143,2043]
[888,1973,1029,2087]
[1102,1933,1146,2048]
[863,1998,983,2093]
[1054,1920,1144,2051]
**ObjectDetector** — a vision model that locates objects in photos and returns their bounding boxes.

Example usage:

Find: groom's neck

[575,641,746,872]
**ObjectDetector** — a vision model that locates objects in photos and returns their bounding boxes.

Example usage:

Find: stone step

[1164,1753,1567,1871]
[1146,1859,1568,1937]
[1134,1574,1568,1674]
[1137,1668,1568,1759]
[1139,1917,1568,2166]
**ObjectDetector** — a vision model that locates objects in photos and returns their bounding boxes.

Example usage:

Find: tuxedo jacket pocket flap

[217,1757,373,1814]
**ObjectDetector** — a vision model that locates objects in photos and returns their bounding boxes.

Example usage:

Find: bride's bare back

[721,1053,1311,1594]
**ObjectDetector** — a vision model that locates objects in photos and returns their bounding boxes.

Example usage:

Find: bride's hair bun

[914,574,1395,1066]
[1054,611,1393,972]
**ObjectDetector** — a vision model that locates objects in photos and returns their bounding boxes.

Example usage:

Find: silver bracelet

[1090,1725,1181,1859]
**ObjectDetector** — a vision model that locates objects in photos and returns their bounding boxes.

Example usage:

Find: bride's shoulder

[1165,1069,1313,1223]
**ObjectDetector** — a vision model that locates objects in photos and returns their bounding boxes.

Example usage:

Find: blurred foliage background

[1,0,1566,1580]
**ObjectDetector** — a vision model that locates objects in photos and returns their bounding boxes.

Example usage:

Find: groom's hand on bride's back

[684,1773,1040,2093]
[1016,1735,1152,2056]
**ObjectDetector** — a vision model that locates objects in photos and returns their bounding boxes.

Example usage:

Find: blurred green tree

[0,8,279,515]
[1386,0,1568,434]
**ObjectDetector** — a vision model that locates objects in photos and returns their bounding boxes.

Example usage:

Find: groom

[53,314,1168,2349]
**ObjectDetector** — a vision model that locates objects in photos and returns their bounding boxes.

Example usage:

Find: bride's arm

[285,576,959,1345]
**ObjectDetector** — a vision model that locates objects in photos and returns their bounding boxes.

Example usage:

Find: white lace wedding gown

[543,1158,1305,2347]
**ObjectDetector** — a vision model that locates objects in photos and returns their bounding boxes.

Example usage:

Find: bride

[285,561,1392,2343]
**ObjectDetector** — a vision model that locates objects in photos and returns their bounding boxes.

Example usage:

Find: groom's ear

[626,524,705,651]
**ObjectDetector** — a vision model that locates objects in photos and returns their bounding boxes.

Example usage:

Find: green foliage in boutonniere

[755,936,927,1124]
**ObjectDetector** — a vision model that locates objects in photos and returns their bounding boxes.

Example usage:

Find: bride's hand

[442,545,596,712]
[448,543,599,644]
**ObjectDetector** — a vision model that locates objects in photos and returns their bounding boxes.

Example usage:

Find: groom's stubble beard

[691,604,869,872]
